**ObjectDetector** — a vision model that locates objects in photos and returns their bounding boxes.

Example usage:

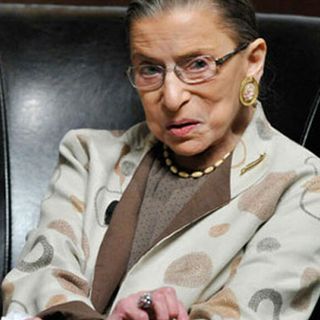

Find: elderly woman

[2,0,320,320]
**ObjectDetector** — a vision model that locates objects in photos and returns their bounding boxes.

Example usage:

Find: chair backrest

[0,5,144,274]
[0,4,319,317]
[257,14,320,154]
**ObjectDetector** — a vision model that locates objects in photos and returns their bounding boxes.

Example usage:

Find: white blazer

[2,103,320,320]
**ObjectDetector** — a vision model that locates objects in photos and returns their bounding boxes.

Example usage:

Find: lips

[166,119,200,137]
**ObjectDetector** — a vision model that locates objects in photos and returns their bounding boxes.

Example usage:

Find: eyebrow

[131,48,216,63]
[131,53,161,64]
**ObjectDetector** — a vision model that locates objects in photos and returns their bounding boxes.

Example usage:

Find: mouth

[166,119,200,137]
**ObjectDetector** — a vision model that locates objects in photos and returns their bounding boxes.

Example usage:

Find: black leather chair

[0,4,319,318]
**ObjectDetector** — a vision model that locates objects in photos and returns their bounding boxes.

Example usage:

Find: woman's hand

[108,287,188,320]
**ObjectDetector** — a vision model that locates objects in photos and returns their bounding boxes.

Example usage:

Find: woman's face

[130,7,265,159]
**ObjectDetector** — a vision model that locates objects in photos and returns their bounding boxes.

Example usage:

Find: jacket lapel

[91,149,154,314]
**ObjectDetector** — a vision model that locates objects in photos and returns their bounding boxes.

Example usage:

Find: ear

[246,38,267,82]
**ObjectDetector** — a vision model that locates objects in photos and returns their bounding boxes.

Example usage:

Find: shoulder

[250,103,320,174]
[255,114,320,220]
[61,121,151,147]
[269,125,320,174]
[58,122,155,166]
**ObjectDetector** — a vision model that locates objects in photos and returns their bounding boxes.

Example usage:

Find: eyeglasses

[127,43,249,91]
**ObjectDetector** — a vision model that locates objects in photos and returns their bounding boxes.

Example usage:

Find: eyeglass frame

[126,42,250,91]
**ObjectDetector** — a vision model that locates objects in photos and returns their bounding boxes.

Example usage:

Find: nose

[161,70,191,112]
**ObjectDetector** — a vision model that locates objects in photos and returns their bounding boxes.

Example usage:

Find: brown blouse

[128,155,209,270]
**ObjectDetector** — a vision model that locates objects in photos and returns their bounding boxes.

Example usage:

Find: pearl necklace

[163,145,231,179]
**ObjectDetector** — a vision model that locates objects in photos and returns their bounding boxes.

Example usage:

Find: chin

[168,141,207,157]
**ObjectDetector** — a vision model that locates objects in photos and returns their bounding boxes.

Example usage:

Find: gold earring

[240,76,259,107]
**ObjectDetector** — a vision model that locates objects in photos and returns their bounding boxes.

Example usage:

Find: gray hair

[126,0,259,44]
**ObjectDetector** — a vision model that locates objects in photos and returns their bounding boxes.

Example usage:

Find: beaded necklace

[163,145,231,179]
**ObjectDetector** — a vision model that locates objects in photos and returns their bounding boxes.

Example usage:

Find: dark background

[0,0,319,17]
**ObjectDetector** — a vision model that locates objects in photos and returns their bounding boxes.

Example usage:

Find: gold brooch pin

[240,153,266,176]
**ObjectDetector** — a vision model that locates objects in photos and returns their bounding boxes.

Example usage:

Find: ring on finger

[137,292,153,310]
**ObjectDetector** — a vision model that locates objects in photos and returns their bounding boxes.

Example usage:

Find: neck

[173,138,235,171]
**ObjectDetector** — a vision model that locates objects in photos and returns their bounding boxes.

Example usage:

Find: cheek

[140,93,164,133]
[200,72,241,105]
[203,88,242,132]
[198,83,238,120]
[214,64,244,97]
[139,93,156,117]
[206,76,242,119]
[206,102,233,132]
[142,102,158,124]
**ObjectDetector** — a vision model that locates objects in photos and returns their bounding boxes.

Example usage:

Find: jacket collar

[230,102,273,197]
[105,122,157,195]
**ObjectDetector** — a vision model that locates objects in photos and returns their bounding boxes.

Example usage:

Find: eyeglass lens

[128,43,249,90]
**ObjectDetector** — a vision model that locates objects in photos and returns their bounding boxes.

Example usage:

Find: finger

[107,313,122,320]
[113,295,149,320]
[152,290,170,320]
[177,301,189,320]
[120,306,149,320]
[161,287,180,319]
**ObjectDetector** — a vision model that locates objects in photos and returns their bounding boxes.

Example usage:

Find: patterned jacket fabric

[2,103,320,320]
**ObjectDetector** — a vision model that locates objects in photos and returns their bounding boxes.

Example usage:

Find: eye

[184,56,212,72]
[138,65,163,77]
